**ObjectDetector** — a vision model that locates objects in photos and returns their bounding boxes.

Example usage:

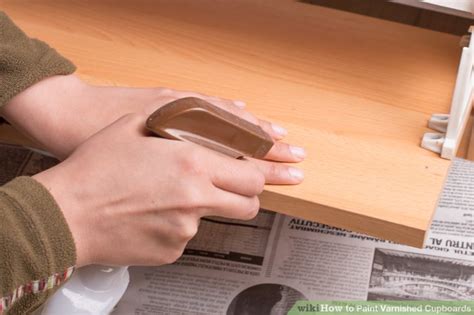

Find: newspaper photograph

[368,248,473,301]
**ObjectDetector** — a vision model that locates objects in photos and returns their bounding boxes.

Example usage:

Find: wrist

[1,75,90,159]
[33,163,94,267]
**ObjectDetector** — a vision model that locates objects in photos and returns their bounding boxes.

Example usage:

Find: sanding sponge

[146,97,274,158]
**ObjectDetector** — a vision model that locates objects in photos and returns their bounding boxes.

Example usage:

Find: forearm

[1,75,91,158]
[1,74,163,159]
[0,11,77,159]
[0,177,76,314]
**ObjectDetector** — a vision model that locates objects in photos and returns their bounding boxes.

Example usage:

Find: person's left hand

[0,75,306,163]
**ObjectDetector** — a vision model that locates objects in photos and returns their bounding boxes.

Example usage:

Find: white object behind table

[391,0,474,18]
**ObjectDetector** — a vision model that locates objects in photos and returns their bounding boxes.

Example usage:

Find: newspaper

[111,158,473,314]
[0,143,472,315]
[0,143,58,185]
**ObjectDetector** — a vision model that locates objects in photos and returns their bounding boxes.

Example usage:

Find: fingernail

[272,123,288,138]
[233,100,246,108]
[289,167,304,181]
[290,146,306,160]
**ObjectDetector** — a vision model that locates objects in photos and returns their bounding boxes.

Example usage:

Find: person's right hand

[33,113,304,267]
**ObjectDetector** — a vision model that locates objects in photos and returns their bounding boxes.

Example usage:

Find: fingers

[250,158,304,185]
[204,97,260,125]
[202,188,260,220]
[264,142,306,162]
[203,98,289,142]
[203,97,290,142]
[205,144,304,188]
[155,88,307,163]
[206,151,265,197]
[161,90,261,128]
[159,88,291,141]
[256,119,287,140]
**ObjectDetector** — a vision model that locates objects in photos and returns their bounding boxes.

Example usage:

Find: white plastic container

[36,265,129,315]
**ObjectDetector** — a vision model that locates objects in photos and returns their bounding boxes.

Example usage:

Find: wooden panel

[457,112,474,161]
[467,121,474,161]
[1,0,461,246]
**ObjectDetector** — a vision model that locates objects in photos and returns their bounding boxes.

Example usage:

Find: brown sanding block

[146,97,274,158]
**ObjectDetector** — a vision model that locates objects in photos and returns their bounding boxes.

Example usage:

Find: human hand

[1,75,306,162]
[33,113,304,267]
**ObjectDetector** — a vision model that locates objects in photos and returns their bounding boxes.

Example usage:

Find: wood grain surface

[1,0,462,246]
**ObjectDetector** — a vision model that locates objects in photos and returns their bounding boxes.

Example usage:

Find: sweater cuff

[0,176,76,313]
[0,12,76,108]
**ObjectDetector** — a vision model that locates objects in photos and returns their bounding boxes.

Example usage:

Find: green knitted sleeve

[0,11,78,314]
[0,11,76,108]
[0,177,76,314]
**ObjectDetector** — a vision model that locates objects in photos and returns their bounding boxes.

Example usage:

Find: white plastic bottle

[36,265,129,315]
[26,148,130,315]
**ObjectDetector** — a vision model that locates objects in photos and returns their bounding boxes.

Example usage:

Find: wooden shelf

[2,0,462,247]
